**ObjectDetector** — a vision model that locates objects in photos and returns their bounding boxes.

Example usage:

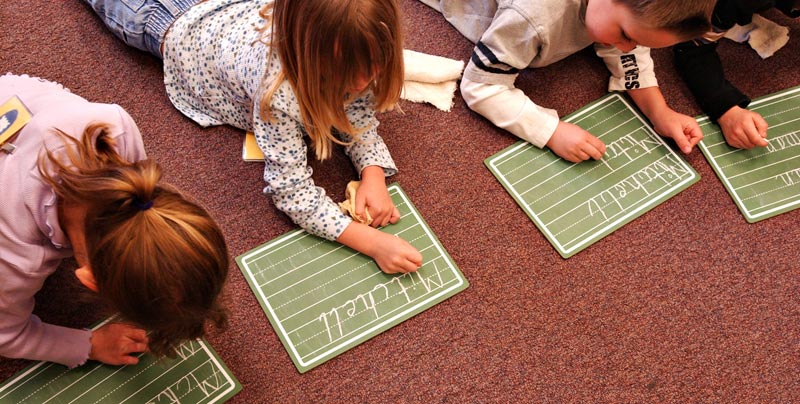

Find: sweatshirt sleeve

[340,94,398,176]
[0,259,92,368]
[673,39,750,121]
[460,75,559,148]
[459,6,560,147]
[595,44,659,92]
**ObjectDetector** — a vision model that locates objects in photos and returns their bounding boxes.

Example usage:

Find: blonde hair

[259,0,405,160]
[615,0,715,39]
[39,123,229,357]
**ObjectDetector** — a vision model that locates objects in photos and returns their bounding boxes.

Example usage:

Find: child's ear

[74,266,98,292]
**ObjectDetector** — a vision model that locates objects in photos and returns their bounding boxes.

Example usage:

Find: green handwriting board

[0,321,240,404]
[485,93,699,258]
[236,183,468,373]
[698,86,800,223]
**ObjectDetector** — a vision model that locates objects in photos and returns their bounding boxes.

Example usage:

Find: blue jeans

[84,0,200,58]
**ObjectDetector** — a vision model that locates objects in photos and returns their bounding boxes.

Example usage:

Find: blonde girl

[84,0,423,273]
[0,74,228,368]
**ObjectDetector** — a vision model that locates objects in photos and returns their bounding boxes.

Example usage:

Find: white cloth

[723,14,790,59]
[401,49,464,112]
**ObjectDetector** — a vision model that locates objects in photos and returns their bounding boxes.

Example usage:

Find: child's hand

[337,223,422,274]
[358,166,400,227]
[370,231,423,274]
[718,106,769,149]
[89,323,149,366]
[546,121,606,163]
[649,108,703,154]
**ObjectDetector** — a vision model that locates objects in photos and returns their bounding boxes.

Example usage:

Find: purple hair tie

[132,196,154,211]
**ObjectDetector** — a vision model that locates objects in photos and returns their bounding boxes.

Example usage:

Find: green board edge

[0,318,241,404]
[236,183,469,373]
[484,92,700,258]
[697,85,800,223]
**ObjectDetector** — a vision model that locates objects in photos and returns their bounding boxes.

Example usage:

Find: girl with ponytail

[0,74,228,368]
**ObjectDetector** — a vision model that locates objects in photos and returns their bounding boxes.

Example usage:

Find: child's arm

[627,86,703,154]
[597,45,702,153]
[341,96,402,227]
[456,7,605,163]
[337,222,422,274]
[256,104,419,274]
[460,77,606,162]
[673,38,767,149]
[0,260,94,367]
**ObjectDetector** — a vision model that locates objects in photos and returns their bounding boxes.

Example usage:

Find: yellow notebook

[0,96,32,146]
[242,131,265,162]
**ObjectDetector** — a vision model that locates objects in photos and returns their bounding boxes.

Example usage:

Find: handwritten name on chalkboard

[316,261,446,343]
[237,184,468,373]
[486,93,699,257]
[0,337,240,404]
[587,155,690,221]
[698,86,800,222]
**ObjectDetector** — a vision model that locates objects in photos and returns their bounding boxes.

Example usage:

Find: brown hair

[259,0,405,160]
[39,123,229,357]
[614,0,715,39]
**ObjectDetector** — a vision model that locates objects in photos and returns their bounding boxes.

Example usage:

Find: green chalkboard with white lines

[485,93,699,258]
[236,183,468,373]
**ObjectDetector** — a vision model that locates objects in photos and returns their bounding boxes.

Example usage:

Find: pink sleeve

[0,260,92,368]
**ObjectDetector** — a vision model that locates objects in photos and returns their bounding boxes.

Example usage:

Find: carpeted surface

[1,1,799,402]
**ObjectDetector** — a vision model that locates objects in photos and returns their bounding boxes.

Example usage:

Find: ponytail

[39,124,229,357]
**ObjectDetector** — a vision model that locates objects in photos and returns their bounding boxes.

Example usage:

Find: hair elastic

[132,196,154,211]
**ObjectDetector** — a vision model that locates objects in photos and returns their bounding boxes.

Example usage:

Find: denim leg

[82,0,200,58]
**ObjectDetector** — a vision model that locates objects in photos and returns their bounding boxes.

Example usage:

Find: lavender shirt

[0,74,146,367]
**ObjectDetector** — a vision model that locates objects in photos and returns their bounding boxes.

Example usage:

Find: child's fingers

[120,355,140,366]
[354,193,367,221]
[582,142,604,160]
[673,127,700,154]
[672,132,692,154]
[126,341,148,354]
[743,124,765,148]
[395,257,421,273]
[388,207,400,224]
[755,115,768,138]
[685,121,703,146]
[126,327,148,343]
[365,206,387,228]
[752,116,769,146]
[586,135,606,158]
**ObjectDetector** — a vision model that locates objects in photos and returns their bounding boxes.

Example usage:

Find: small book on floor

[0,95,32,153]
[242,131,265,162]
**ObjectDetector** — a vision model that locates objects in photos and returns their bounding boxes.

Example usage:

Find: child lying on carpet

[83,0,422,274]
[0,73,229,368]
[674,0,799,149]
[419,0,716,162]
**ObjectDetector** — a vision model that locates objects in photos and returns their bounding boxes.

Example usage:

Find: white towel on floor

[723,14,790,59]
[402,49,464,112]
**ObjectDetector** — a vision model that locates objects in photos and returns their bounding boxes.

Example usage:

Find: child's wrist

[360,166,385,182]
